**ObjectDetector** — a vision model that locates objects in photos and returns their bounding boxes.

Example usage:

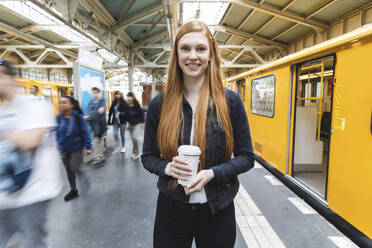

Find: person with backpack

[84,87,107,164]
[108,91,129,153]
[125,92,145,160]
[56,96,92,201]
[0,60,62,247]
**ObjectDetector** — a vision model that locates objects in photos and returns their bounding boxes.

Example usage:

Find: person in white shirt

[0,60,62,248]
[30,85,44,100]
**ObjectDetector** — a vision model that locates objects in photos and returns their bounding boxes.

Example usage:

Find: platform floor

[5,127,358,248]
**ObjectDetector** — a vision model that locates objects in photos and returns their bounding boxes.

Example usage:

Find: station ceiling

[0,0,371,78]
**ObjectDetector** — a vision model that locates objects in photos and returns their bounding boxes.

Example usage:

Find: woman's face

[126,96,134,104]
[177,31,210,79]
[60,97,73,112]
[115,93,122,100]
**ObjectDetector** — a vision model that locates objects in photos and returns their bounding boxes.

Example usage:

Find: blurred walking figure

[84,87,107,164]
[0,60,62,248]
[30,85,44,100]
[108,91,128,153]
[57,96,92,201]
[126,92,145,160]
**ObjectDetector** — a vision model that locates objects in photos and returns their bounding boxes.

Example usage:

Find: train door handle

[370,112,372,135]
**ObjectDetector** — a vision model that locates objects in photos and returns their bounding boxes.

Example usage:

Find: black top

[108,101,129,125]
[126,104,145,126]
[141,88,255,214]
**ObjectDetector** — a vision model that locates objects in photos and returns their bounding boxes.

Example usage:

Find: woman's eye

[198,47,206,51]
[181,46,189,51]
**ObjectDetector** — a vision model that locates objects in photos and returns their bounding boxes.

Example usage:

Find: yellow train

[225,24,372,245]
[2,78,114,114]
[14,78,74,113]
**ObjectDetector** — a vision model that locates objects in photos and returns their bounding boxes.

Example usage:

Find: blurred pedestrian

[30,85,44,100]
[108,91,128,153]
[125,92,144,160]
[141,21,255,248]
[84,87,107,164]
[57,96,92,201]
[0,60,62,248]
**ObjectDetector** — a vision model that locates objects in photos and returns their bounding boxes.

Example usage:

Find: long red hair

[157,21,234,187]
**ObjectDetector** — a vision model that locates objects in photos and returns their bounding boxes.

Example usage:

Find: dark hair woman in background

[108,91,128,153]
[125,92,144,160]
[57,96,92,201]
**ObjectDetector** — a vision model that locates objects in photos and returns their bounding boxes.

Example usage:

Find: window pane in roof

[97,49,117,63]
[0,1,93,43]
[118,60,128,66]
[182,2,228,25]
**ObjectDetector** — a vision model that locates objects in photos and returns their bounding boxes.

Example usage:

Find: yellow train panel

[226,24,372,240]
[245,66,291,174]
[327,38,372,238]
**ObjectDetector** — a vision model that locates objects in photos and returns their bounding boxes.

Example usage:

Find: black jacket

[126,104,145,126]
[141,89,255,214]
[108,101,129,125]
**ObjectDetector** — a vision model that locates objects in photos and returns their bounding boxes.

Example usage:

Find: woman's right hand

[165,156,192,181]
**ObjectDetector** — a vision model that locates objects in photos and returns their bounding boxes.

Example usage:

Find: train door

[291,55,335,200]
[236,78,246,102]
[57,87,68,99]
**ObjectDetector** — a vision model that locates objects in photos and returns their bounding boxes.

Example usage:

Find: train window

[42,88,52,102]
[251,74,275,117]
[51,72,68,83]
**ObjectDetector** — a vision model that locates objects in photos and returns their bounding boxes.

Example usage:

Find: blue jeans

[113,121,126,148]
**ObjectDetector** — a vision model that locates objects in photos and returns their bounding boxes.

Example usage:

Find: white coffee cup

[177,145,201,186]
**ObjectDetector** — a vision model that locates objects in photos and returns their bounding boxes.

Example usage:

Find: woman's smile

[178,31,210,79]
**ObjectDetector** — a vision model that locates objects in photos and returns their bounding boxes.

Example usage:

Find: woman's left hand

[184,169,214,195]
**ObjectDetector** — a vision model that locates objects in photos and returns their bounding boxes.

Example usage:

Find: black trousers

[61,149,85,191]
[154,192,236,248]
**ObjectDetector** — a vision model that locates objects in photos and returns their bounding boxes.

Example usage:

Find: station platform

[6,128,358,248]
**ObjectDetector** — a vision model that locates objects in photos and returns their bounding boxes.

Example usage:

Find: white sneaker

[120,148,126,153]
[131,154,140,160]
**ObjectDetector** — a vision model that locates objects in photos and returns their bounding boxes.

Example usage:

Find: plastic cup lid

[178,145,201,156]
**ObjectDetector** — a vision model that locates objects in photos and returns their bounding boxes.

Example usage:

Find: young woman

[126,92,145,160]
[141,21,255,248]
[108,91,128,153]
[57,96,92,201]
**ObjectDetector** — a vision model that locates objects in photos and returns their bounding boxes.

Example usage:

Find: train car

[15,78,74,113]
[225,24,372,242]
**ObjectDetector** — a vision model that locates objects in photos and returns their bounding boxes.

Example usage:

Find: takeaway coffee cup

[177,145,201,186]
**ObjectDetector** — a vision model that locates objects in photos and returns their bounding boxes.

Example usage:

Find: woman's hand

[165,156,192,181]
[184,169,214,195]
[85,150,92,156]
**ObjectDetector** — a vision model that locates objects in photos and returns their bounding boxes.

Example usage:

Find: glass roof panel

[182,2,229,25]
[0,1,94,43]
